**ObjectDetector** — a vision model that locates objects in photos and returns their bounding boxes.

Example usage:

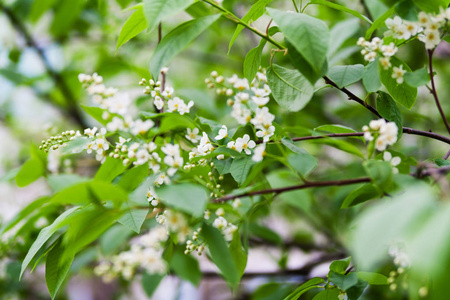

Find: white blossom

[215,125,228,140]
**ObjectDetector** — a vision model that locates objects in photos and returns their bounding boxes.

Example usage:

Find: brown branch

[427,49,450,135]
[1,4,87,128]
[287,130,450,145]
[323,76,382,118]
[444,149,450,160]
[213,177,371,202]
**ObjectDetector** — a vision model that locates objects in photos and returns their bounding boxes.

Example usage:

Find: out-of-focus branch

[1,4,87,128]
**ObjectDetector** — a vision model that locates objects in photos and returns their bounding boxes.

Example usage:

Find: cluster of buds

[39,130,79,152]
[363,119,398,152]
[184,228,205,256]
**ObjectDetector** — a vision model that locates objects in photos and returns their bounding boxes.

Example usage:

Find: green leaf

[341,184,382,208]
[311,138,364,158]
[149,14,221,77]
[284,277,326,300]
[170,248,201,286]
[15,157,45,187]
[94,157,127,182]
[228,0,273,52]
[363,160,393,191]
[47,174,89,192]
[329,272,358,291]
[312,288,340,300]
[267,64,314,112]
[61,138,91,155]
[267,8,329,72]
[45,240,74,299]
[308,0,372,24]
[287,41,326,85]
[157,183,208,217]
[158,113,197,132]
[249,223,283,245]
[329,257,351,274]
[362,58,381,93]
[243,39,266,83]
[29,0,58,22]
[116,5,147,50]
[117,208,149,233]
[314,124,363,140]
[100,224,134,255]
[376,91,403,138]
[230,157,257,186]
[20,207,80,279]
[357,272,389,285]
[230,231,247,277]
[50,0,85,37]
[365,5,396,39]
[287,152,317,177]
[404,67,430,87]
[143,0,195,33]
[117,163,149,192]
[202,224,240,288]
[379,57,417,109]
[328,19,360,58]
[327,65,364,88]
[412,0,448,13]
[142,272,164,297]
[363,0,389,19]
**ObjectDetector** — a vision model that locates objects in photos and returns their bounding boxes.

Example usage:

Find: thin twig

[427,49,450,135]
[213,177,371,202]
[1,4,87,128]
[444,149,450,160]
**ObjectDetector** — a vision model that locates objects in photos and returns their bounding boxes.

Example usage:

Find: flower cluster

[94,226,169,282]
[385,8,450,50]
[212,207,238,241]
[140,73,194,115]
[357,37,405,83]
[156,209,190,242]
[363,119,398,151]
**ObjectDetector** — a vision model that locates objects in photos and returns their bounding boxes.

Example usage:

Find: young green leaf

[243,39,266,83]
[100,224,134,255]
[142,272,164,297]
[61,138,91,155]
[94,157,128,182]
[362,58,381,93]
[328,18,360,57]
[357,272,389,285]
[149,14,220,77]
[329,257,351,274]
[45,240,74,299]
[117,208,149,233]
[379,57,417,109]
[327,64,364,88]
[143,0,195,33]
[365,5,396,39]
[287,152,317,177]
[404,67,430,87]
[229,231,247,277]
[308,0,372,24]
[228,0,273,52]
[20,207,80,279]
[230,157,257,186]
[412,0,448,13]
[156,183,208,217]
[284,277,326,300]
[329,272,358,291]
[116,5,147,50]
[202,224,240,288]
[287,41,326,85]
[376,91,403,138]
[267,8,329,72]
[15,157,45,187]
[311,287,340,299]
[117,163,149,192]
[267,64,314,112]
[363,160,393,191]
[169,248,202,286]
[341,184,382,208]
